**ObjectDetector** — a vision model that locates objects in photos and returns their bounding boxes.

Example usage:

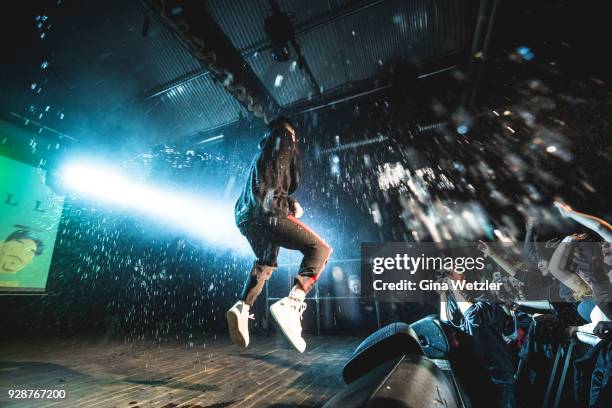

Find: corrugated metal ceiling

[206,0,476,107]
[12,0,476,141]
[131,0,477,136]
[133,1,247,136]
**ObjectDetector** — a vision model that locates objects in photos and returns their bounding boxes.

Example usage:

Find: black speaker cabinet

[324,354,461,408]
[410,316,449,360]
[342,322,423,384]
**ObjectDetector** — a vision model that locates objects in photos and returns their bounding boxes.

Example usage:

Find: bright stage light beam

[60,161,250,253]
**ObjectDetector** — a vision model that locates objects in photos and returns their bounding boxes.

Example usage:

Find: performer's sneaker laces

[288,296,307,320]
[298,302,307,320]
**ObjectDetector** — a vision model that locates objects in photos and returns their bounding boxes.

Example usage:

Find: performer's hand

[554,201,573,218]
[293,202,304,218]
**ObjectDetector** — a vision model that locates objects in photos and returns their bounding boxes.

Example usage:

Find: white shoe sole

[226,309,248,348]
[269,302,306,353]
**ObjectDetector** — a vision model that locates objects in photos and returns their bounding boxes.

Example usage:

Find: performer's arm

[268,129,294,179]
[255,129,295,213]
[289,148,301,194]
[287,151,303,217]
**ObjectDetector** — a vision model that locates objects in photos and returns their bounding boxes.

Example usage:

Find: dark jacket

[461,300,516,384]
[235,127,301,226]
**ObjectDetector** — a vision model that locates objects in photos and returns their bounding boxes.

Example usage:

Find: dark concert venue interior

[1,1,610,407]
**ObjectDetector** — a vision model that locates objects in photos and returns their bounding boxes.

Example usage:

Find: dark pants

[238,215,332,306]
[467,380,515,408]
[491,382,515,408]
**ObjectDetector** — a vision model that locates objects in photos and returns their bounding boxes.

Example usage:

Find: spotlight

[59,160,249,253]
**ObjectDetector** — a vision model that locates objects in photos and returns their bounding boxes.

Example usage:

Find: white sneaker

[226,301,253,348]
[270,297,307,353]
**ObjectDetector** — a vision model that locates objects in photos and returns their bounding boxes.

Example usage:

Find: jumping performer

[226,117,332,352]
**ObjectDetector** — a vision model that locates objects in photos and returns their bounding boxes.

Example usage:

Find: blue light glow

[60,160,250,254]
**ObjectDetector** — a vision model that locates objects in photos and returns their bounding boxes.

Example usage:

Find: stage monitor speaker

[410,316,449,360]
[324,354,460,408]
[411,317,471,407]
[342,322,423,384]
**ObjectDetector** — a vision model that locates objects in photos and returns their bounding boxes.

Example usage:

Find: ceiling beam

[462,0,501,107]
[242,0,386,58]
[282,50,465,118]
[143,0,281,122]
[136,0,386,102]
[131,68,211,103]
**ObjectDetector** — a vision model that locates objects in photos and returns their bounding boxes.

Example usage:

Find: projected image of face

[0,230,44,274]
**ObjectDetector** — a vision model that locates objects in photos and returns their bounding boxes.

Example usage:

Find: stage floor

[0,335,359,408]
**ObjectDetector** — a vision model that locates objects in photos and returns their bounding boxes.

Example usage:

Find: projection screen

[0,155,64,292]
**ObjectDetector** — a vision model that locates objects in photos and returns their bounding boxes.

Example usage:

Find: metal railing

[263,257,382,335]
